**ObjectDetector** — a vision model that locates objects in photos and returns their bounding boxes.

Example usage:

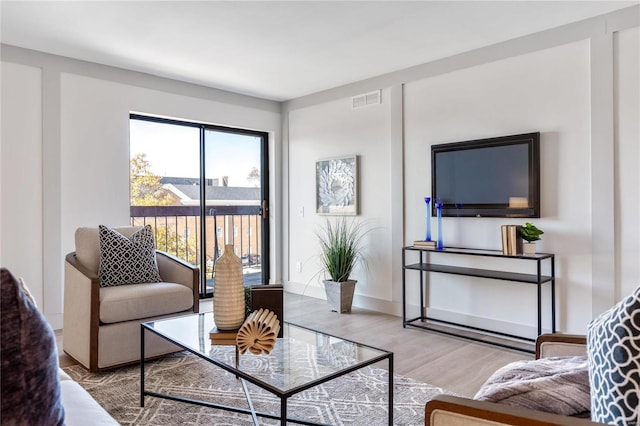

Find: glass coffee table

[141,313,394,425]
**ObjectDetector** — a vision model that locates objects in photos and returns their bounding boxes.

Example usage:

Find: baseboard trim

[284,281,405,317]
[284,281,543,339]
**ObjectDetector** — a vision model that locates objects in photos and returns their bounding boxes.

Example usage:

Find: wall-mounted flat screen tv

[431,132,540,218]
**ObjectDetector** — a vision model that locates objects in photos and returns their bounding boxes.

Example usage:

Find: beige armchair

[63,226,199,372]
[425,334,603,426]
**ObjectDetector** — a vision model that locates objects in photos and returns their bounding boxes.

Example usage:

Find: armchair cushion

[98,224,161,287]
[1,268,65,426]
[99,282,194,323]
[474,355,590,417]
[587,286,640,426]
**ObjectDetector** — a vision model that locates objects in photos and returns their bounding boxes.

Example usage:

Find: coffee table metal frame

[140,313,394,426]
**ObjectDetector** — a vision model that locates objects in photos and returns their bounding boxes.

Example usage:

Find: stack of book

[413,240,437,249]
[501,225,523,255]
[209,326,239,345]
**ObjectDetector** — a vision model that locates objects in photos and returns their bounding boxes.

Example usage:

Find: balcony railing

[130,205,263,293]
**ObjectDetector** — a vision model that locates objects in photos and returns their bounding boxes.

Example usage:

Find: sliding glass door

[202,128,268,296]
[129,115,269,297]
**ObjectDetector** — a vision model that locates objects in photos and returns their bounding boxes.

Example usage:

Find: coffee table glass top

[144,312,391,394]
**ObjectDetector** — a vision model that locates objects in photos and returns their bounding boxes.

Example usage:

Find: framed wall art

[316,155,359,215]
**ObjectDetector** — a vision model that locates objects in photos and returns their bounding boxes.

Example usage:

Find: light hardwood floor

[56,292,533,397]
[282,293,533,396]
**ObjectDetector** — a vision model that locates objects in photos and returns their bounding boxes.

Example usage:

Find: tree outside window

[130,153,197,262]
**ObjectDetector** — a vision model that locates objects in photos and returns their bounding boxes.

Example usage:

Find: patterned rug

[63,349,452,426]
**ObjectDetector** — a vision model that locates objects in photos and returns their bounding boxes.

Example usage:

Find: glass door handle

[261,200,268,220]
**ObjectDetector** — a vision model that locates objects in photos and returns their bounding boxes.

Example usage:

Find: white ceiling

[1,1,637,101]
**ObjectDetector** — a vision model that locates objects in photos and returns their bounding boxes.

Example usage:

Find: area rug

[63,349,453,426]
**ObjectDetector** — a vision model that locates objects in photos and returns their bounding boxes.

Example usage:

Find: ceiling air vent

[352,90,381,109]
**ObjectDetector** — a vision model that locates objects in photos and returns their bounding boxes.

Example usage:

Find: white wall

[287,91,395,309]
[59,73,281,258]
[1,48,282,329]
[404,40,590,335]
[615,26,640,299]
[1,62,44,306]
[284,6,639,335]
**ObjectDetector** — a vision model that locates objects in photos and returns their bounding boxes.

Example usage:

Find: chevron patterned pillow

[98,225,162,287]
[587,286,640,426]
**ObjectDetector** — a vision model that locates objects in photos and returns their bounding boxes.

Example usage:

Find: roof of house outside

[160,177,260,203]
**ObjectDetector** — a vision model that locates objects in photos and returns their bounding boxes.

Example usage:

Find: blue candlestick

[424,197,432,241]
[436,202,444,250]
[455,203,463,217]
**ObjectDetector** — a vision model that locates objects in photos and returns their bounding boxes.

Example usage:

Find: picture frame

[316,155,359,215]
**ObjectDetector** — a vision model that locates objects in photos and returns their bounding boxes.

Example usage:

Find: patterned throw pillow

[587,286,640,425]
[98,225,162,287]
[0,268,65,425]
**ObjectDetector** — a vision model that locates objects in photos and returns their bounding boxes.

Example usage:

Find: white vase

[523,242,537,255]
[213,244,245,330]
[323,279,357,313]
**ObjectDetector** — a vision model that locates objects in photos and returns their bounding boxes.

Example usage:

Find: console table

[402,246,555,353]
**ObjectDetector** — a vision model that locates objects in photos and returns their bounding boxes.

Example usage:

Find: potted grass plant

[521,222,544,255]
[317,217,367,313]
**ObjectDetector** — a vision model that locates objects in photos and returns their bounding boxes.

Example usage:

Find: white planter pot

[523,242,537,255]
[323,279,357,313]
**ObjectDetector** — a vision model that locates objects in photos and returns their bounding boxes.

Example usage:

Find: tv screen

[431,133,540,218]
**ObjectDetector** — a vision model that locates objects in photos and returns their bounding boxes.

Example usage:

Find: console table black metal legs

[402,246,556,354]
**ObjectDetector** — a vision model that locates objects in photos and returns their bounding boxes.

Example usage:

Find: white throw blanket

[474,355,591,417]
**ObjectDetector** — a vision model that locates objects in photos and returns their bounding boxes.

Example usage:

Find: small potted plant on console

[521,222,544,255]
